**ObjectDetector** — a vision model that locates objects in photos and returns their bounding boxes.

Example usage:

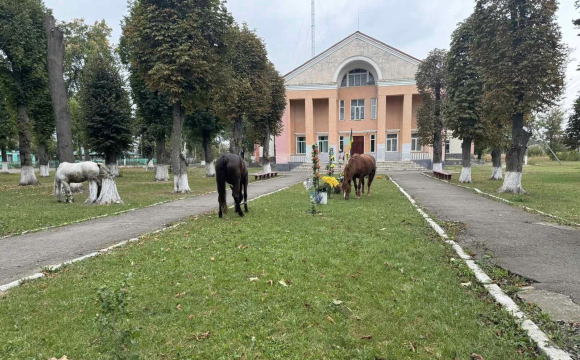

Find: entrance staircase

[290,161,427,173]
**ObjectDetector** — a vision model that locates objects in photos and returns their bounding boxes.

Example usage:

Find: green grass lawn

[447,160,580,225]
[0,167,260,237]
[0,180,545,359]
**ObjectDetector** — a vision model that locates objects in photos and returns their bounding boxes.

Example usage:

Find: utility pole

[311,0,315,58]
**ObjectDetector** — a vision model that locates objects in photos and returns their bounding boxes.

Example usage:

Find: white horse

[54,162,109,204]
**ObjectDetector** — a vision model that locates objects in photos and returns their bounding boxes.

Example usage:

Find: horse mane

[345,154,363,180]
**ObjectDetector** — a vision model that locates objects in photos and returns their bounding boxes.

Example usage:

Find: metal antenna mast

[311,0,315,58]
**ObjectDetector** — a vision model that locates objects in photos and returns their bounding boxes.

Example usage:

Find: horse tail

[216,156,228,214]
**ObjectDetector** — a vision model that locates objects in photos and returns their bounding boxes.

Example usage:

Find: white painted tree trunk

[201,160,206,166]
[1,162,8,173]
[262,162,272,174]
[205,160,215,177]
[173,173,191,193]
[459,167,472,183]
[107,163,119,177]
[84,179,99,205]
[96,176,123,205]
[432,162,443,172]
[19,166,38,186]
[146,160,154,171]
[155,164,169,181]
[490,167,503,180]
[70,183,85,193]
[40,165,50,177]
[498,171,525,194]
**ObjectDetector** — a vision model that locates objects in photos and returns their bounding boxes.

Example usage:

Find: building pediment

[285,32,421,88]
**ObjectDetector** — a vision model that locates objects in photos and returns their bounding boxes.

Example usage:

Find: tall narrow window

[351,99,365,120]
[411,134,422,151]
[371,98,377,120]
[318,136,329,153]
[386,134,398,152]
[370,134,376,153]
[296,137,306,154]
[445,139,451,154]
[339,136,344,153]
[339,100,345,121]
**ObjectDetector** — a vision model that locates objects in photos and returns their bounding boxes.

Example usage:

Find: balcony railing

[289,155,308,163]
[410,152,431,160]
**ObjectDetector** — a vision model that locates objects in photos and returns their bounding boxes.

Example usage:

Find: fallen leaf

[303,303,311,310]
[48,357,69,360]
[384,262,392,267]
[188,314,195,320]
[355,316,361,321]
[409,341,416,352]
[278,279,288,287]
[380,228,386,231]
[471,354,484,360]
[174,292,186,298]
[249,277,259,282]
[332,300,343,305]
[268,280,273,286]
[194,331,211,341]
[327,316,335,324]
[361,335,372,340]
[461,282,472,287]
[210,257,215,261]
[176,304,182,311]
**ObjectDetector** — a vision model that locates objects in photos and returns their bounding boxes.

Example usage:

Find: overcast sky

[45,0,579,111]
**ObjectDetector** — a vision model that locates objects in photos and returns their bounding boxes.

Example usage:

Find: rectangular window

[350,99,365,120]
[339,136,344,153]
[318,136,329,153]
[411,134,422,152]
[370,134,376,153]
[296,136,306,154]
[339,100,345,121]
[446,139,451,154]
[386,134,398,152]
[371,98,377,120]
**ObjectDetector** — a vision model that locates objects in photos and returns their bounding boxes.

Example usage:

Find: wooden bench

[253,172,278,181]
[433,170,452,181]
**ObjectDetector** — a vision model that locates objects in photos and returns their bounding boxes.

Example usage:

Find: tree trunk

[155,135,169,181]
[44,14,75,164]
[2,144,9,173]
[262,124,271,174]
[95,176,123,205]
[106,152,119,177]
[84,146,91,161]
[17,105,38,186]
[490,148,503,180]
[38,141,50,177]
[459,138,472,183]
[499,113,531,193]
[232,116,244,156]
[432,131,443,172]
[172,102,190,193]
[202,131,215,177]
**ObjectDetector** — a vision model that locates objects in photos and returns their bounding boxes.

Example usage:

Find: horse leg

[217,176,227,218]
[243,174,248,213]
[368,171,376,196]
[55,178,62,202]
[361,176,365,195]
[352,177,358,198]
[232,181,243,217]
[62,181,73,203]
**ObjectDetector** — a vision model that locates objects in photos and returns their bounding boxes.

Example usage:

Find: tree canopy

[565,96,580,150]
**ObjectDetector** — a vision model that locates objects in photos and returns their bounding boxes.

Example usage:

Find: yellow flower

[321,176,339,188]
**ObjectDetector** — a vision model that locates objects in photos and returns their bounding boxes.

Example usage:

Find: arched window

[340,68,376,87]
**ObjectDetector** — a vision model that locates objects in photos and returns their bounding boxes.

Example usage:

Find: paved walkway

[389,172,580,305]
[0,173,306,286]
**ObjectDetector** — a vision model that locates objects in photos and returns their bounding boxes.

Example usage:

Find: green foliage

[122,0,232,110]
[527,145,545,157]
[0,0,48,107]
[565,95,580,150]
[555,150,580,161]
[80,56,133,162]
[96,274,140,359]
[30,84,55,150]
[445,17,485,143]
[62,19,113,96]
[416,49,447,147]
[473,0,567,117]
[536,107,565,153]
[250,61,286,144]
[0,92,17,150]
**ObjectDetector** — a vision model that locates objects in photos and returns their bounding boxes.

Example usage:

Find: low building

[274,31,467,170]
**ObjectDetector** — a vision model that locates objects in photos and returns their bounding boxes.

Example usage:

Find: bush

[528,145,545,157]
[555,151,580,161]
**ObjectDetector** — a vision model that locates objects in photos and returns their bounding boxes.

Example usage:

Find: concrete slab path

[0,173,306,286]
[389,172,580,305]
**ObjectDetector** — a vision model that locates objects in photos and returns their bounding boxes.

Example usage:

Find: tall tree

[445,17,484,183]
[80,55,132,176]
[536,107,565,155]
[123,0,232,193]
[473,0,567,193]
[564,96,580,151]
[257,62,286,174]
[185,109,222,177]
[31,85,55,177]
[44,14,75,163]
[0,92,16,173]
[0,0,49,185]
[416,49,447,172]
[222,23,271,157]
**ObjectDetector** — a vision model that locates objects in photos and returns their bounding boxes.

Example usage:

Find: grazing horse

[215,154,248,218]
[54,162,109,203]
[340,154,377,200]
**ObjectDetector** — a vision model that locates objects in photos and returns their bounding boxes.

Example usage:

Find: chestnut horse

[341,154,377,200]
[215,154,248,218]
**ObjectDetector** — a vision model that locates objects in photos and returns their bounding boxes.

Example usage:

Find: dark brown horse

[215,154,248,218]
[340,154,377,200]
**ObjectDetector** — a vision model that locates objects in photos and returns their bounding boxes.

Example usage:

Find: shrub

[555,151,580,161]
[527,145,545,157]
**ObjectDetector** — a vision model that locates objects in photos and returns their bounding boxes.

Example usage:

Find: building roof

[283,31,422,81]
